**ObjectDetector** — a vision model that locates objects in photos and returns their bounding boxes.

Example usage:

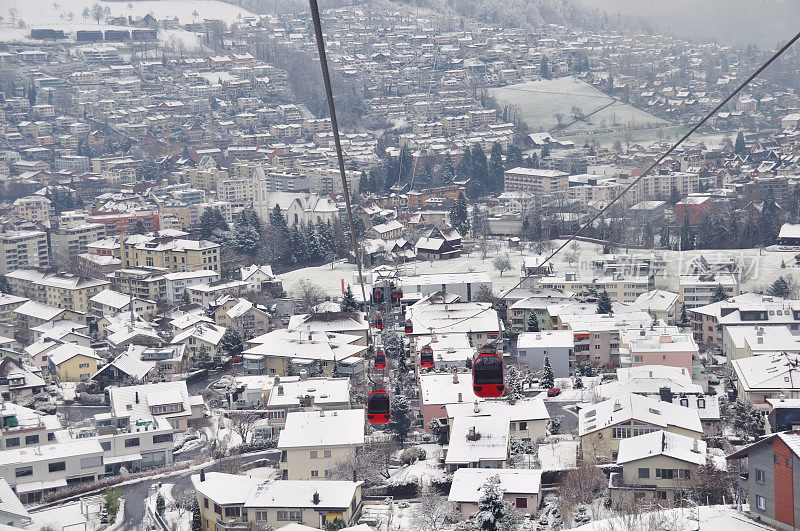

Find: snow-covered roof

[779,223,800,240]
[277,409,364,449]
[163,270,218,281]
[287,311,368,334]
[240,264,275,281]
[244,329,366,362]
[48,343,100,366]
[407,301,500,335]
[109,381,195,423]
[171,323,226,347]
[399,271,491,287]
[90,289,131,310]
[419,372,481,406]
[14,301,65,321]
[266,377,350,407]
[2,438,103,464]
[416,332,475,363]
[445,415,509,465]
[448,468,542,503]
[92,351,155,381]
[617,430,706,466]
[578,393,702,437]
[731,351,800,392]
[632,289,679,313]
[0,477,29,521]
[226,299,254,319]
[725,325,800,354]
[517,330,574,349]
[446,398,549,423]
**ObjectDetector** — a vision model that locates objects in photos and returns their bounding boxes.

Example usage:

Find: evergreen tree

[471,208,488,239]
[0,275,11,295]
[180,289,192,306]
[441,152,455,184]
[288,224,305,264]
[316,219,335,260]
[596,290,612,314]
[156,494,165,516]
[768,276,791,299]
[306,221,322,263]
[191,499,202,531]
[456,146,472,179]
[488,143,505,193]
[669,186,681,205]
[219,327,243,358]
[200,208,228,240]
[505,145,524,170]
[376,137,387,158]
[415,163,432,190]
[759,187,780,246]
[358,171,368,194]
[368,169,381,192]
[470,143,489,187]
[540,144,550,159]
[641,222,654,247]
[132,220,146,235]
[734,131,746,155]
[540,55,550,79]
[680,216,693,250]
[541,356,555,389]
[398,145,413,183]
[527,312,539,332]
[732,399,765,440]
[340,284,358,312]
[574,373,583,389]
[456,476,520,531]
[388,394,412,445]
[525,151,539,168]
[450,192,470,236]
[710,284,729,303]
[231,219,260,256]
[680,304,688,325]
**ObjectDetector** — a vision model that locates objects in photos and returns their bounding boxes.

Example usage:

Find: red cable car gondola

[374,349,386,370]
[393,288,403,301]
[404,319,413,334]
[374,316,383,330]
[419,345,434,368]
[366,389,391,424]
[472,349,505,398]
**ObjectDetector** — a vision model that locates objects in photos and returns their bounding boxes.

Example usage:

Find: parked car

[547,387,561,397]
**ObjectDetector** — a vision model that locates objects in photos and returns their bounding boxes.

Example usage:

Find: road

[544,401,579,434]
[122,450,280,529]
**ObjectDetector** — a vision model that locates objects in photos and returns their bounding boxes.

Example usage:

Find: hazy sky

[578,0,800,47]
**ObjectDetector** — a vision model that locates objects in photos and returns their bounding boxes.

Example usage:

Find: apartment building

[516,331,575,377]
[536,273,651,303]
[119,234,220,273]
[51,222,106,268]
[185,280,249,308]
[278,409,364,480]
[445,416,510,472]
[503,167,569,196]
[106,267,168,302]
[397,272,492,304]
[163,270,219,305]
[48,343,100,381]
[628,326,699,377]
[261,376,350,434]
[192,472,363,530]
[5,269,109,314]
[678,273,739,309]
[213,299,269,339]
[12,195,52,224]
[445,398,550,444]
[0,231,49,274]
[406,300,501,350]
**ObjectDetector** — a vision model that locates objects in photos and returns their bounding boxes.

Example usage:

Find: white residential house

[445,415,510,472]
[277,409,365,480]
[240,264,281,292]
[516,330,574,377]
[449,468,542,519]
[108,381,204,432]
[446,398,550,443]
[164,270,219,305]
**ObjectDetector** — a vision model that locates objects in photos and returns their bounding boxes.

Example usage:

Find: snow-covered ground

[29,496,104,530]
[386,443,447,486]
[573,504,768,531]
[537,438,579,470]
[279,240,794,300]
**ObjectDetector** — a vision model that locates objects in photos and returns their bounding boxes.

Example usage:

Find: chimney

[200,468,206,482]
[659,386,673,403]
[458,392,463,403]
[300,370,307,380]
[780,393,786,402]
[468,426,477,440]
[275,376,280,385]
[277,385,284,396]
[453,372,459,384]
[474,400,480,413]
[661,431,666,452]
[319,409,325,417]
[649,371,653,378]
[757,336,764,344]
[135,392,139,404]
[692,438,699,453]
[312,491,320,505]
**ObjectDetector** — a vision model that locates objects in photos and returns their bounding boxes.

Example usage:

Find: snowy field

[490,77,668,134]
[278,239,798,300]
[573,504,769,531]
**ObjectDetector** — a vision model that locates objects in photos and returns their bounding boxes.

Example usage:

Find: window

[125,437,140,447]
[25,434,39,445]
[153,433,174,444]
[755,468,766,484]
[656,469,674,479]
[515,497,528,509]
[519,422,527,430]
[81,456,102,469]
[774,454,780,463]
[311,470,319,477]
[214,504,222,515]
[310,450,318,459]
[612,427,631,439]
[755,495,766,512]
[224,507,240,517]
[325,469,333,478]
[49,461,66,472]
[48,432,55,441]
[633,355,643,363]
[323,450,331,458]
[204,499,208,509]
[788,458,793,468]
[594,344,601,350]
[638,468,650,479]
[100,441,111,451]
[277,510,302,521]
[6,437,20,447]
[656,491,667,500]
[256,511,267,521]
[15,466,33,478]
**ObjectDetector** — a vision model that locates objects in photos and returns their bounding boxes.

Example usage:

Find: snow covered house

[108,381,203,432]
[415,226,462,260]
[609,430,707,508]
[191,472,364,529]
[240,264,282,292]
[277,409,365,480]
[448,468,542,518]
[444,415,510,472]
[287,312,369,346]
[730,351,800,409]
[170,322,226,361]
[91,351,156,388]
[445,398,550,443]
[406,299,502,350]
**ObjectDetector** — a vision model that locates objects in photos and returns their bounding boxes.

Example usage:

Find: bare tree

[171,487,196,519]
[229,411,261,443]
[409,487,458,531]
[216,455,244,475]
[90,3,104,23]
[8,8,18,25]
[559,461,607,521]
[294,280,325,313]
[333,442,398,484]
[493,253,512,277]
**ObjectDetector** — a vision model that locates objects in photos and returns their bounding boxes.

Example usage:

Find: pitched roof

[48,343,100,366]
[446,415,510,465]
[448,468,542,504]
[617,430,706,465]
[277,409,364,449]
[578,393,703,436]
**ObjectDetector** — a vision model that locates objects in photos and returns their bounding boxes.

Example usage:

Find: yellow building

[120,234,220,273]
[5,269,109,315]
[47,343,100,381]
[192,472,363,530]
[578,394,703,463]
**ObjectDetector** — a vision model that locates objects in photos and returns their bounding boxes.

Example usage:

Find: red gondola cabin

[419,345,434,368]
[374,349,386,370]
[473,350,504,398]
[366,389,391,424]
[404,319,413,334]
[374,316,383,330]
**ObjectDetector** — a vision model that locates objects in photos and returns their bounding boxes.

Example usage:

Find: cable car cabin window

[368,393,390,414]
[474,355,503,383]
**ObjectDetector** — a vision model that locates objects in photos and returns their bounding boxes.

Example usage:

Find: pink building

[419,372,481,432]
[628,327,698,377]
